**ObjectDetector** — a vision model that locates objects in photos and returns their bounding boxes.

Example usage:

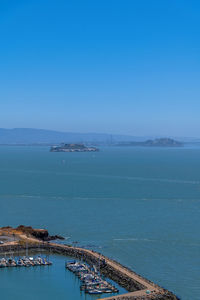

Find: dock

[0,226,180,300]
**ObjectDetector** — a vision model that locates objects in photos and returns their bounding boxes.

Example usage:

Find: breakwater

[0,241,179,300]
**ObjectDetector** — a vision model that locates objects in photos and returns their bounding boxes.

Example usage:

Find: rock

[16,225,64,241]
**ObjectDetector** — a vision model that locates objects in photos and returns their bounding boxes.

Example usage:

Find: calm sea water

[0,146,200,300]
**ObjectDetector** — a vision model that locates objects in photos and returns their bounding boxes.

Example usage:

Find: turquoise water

[0,146,200,299]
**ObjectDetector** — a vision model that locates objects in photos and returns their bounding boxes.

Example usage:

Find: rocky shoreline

[0,225,65,241]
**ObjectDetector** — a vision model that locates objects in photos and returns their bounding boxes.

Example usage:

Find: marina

[66,260,119,295]
[0,225,179,300]
[0,251,126,300]
[0,256,52,268]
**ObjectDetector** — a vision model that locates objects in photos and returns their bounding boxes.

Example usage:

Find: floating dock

[66,260,119,295]
[0,256,52,268]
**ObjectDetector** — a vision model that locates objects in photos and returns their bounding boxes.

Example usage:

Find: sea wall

[101,294,179,300]
[42,243,145,292]
[0,242,180,300]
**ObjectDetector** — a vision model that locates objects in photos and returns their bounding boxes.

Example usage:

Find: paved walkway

[100,289,153,299]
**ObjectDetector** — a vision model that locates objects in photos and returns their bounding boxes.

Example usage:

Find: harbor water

[0,253,125,299]
[0,146,200,300]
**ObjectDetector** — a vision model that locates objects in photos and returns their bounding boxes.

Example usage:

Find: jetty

[0,226,180,300]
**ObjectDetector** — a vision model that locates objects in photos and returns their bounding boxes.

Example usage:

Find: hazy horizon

[0,127,200,141]
[1,1,200,137]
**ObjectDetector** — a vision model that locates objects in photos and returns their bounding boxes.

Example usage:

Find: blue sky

[0,0,200,137]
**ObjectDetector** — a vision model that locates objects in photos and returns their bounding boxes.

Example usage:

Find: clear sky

[0,0,200,137]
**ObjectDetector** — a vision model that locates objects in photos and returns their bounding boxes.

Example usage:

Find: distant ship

[50,143,99,152]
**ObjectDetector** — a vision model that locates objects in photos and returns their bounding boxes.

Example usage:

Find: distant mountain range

[0,128,199,145]
[0,128,147,145]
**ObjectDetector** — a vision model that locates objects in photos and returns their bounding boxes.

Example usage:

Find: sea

[0,145,200,300]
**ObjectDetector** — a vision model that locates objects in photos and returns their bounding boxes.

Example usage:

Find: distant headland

[0,128,196,146]
[117,138,183,147]
[50,143,99,152]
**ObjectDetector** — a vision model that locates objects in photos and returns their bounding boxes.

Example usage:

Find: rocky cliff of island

[50,143,99,152]
[118,138,183,147]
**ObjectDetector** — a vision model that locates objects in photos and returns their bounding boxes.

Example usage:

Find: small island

[50,143,99,152]
[117,138,183,147]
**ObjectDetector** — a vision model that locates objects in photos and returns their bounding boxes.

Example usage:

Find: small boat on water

[0,256,52,268]
[66,260,119,296]
[7,258,17,267]
[0,258,6,268]
[87,289,103,294]
[17,259,24,267]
